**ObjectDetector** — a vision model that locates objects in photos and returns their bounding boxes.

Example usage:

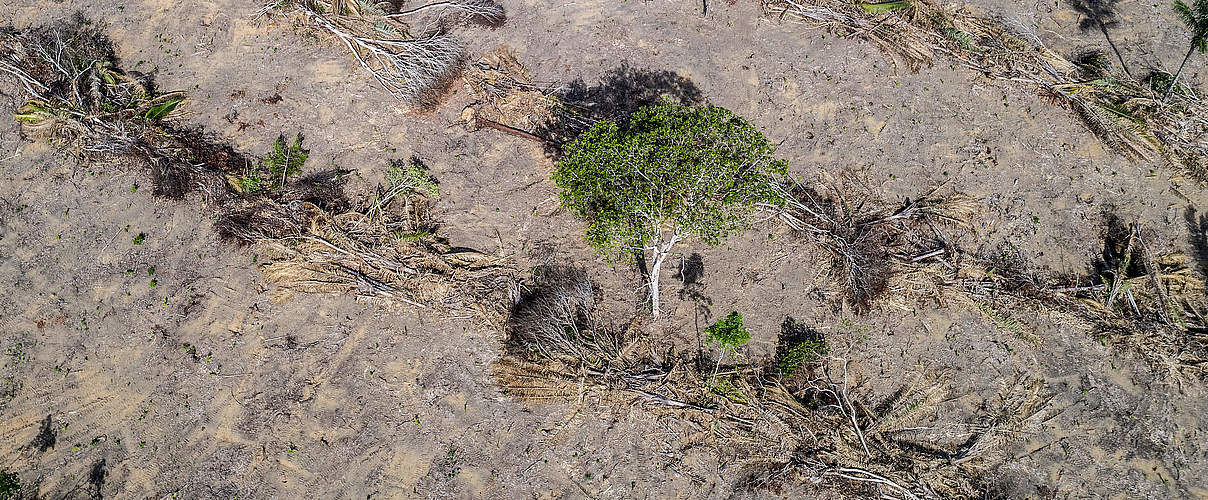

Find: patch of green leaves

[143,95,185,122]
[945,28,979,51]
[777,339,829,376]
[0,469,21,500]
[976,301,1025,337]
[705,311,750,351]
[858,0,912,14]
[709,376,748,404]
[238,133,307,194]
[554,102,787,262]
[387,159,439,197]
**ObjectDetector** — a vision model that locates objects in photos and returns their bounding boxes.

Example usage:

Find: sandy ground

[2,0,1208,498]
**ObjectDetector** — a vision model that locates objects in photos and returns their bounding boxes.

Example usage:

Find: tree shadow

[31,415,55,452]
[674,253,713,369]
[1065,0,1133,77]
[88,459,106,499]
[1090,211,1146,280]
[535,64,705,153]
[674,252,705,288]
[1185,206,1208,292]
[776,317,824,358]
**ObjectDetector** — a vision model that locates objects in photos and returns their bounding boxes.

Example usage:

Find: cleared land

[1,0,1207,498]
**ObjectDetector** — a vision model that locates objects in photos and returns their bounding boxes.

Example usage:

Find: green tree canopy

[554,101,788,316]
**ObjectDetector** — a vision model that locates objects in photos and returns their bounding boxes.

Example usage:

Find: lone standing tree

[554,102,787,317]
[1166,0,1208,100]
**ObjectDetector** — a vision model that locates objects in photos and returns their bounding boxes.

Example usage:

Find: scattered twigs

[384,0,504,22]
[824,467,920,500]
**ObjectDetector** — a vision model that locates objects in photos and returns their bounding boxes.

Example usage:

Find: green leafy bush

[239,134,308,194]
[705,311,751,381]
[554,102,787,316]
[705,311,751,351]
[0,469,21,500]
[386,158,439,197]
[777,339,829,376]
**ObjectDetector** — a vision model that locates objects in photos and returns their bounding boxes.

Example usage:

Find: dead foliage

[251,199,519,321]
[260,0,504,108]
[460,45,556,133]
[0,16,247,202]
[769,177,978,312]
[766,175,1206,376]
[494,269,1054,498]
[2,17,515,321]
[766,0,1208,180]
[947,220,1208,376]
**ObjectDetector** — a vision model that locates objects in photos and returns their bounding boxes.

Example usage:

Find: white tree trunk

[647,231,681,318]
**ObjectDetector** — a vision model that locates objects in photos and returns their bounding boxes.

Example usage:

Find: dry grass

[766,0,1208,181]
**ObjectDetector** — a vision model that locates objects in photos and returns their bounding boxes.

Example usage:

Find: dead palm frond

[262,0,504,107]
[494,283,1048,498]
[766,0,1208,181]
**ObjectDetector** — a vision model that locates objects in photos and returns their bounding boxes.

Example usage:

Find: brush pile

[768,177,1207,375]
[770,178,979,312]
[766,0,1208,180]
[260,0,504,107]
[2,17,517,320]
[493,266,1054,498]
[0,16,245,201]
[237,161,520,320]
[460,45,562,138]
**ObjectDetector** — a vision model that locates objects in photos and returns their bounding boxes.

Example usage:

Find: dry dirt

[1,0,1207,498]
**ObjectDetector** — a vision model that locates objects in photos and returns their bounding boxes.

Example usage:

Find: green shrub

[0,469,21,500]
[777,339,829,376]
[386,159,439,197]
[705,311,751,351]
[554,102,787,316]
[239,133,307,194]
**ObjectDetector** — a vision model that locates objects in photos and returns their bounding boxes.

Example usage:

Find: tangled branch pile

[766,0,1208,180]
[230,184,519,320]
[0,16,243,201]
[769,178,1206,375]
[262,0,504,107]
[2,17,516,320]
[494,267,1053,498]
[771,179,979,311]
[460,45,561,136]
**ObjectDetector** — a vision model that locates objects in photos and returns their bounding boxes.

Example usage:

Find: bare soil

[2,0,1207,498]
